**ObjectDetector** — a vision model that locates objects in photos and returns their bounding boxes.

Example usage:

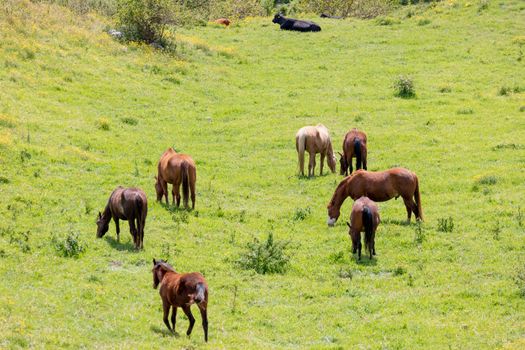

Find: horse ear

[98,211,102,219]
[346,221,351,228]
[153,258,157,265]
[338,151,343,157]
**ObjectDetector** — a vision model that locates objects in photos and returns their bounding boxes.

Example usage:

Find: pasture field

[1,0,525,348]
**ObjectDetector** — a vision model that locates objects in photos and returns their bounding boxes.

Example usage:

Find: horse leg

[163,300,172,332]
[198,303,208,342]
[190,179,196,210]
[171,306,177,332]
[351,230,358,254]
[174,184,181,208]
[358,239,362,260]
[129,219,137,248]
[402,196,413,223]
[182,305,196,336]
[349,157,353,174]
[114,218,120,242]
[308,152,316,177]
[162,181,169,205]
[320,152,325,176]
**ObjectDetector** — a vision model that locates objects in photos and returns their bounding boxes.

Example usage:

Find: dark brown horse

[152,259,209,342]
[347,196,380,260]
[327,168,422,226]
[339,128,367,176]
[155,148,197,209]
[96,186,147,249]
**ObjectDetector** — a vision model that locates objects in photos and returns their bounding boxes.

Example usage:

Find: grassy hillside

[1,0,525,348]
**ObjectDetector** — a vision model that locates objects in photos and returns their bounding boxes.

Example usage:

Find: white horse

[295,124,336,177]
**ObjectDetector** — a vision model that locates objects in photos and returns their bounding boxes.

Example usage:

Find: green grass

[1,0,525,348]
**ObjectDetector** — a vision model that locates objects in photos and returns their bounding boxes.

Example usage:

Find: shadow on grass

[355,257,378,266]
[294,172,335,180]
[381,218,412,226]
[150,325,179,338]
[104,235,137,252]
[159,201,193,213]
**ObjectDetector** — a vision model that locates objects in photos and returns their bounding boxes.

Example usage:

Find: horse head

[154,176,163,201]
[338,152,347,175]
[328,153,337,173]
[272,13,284,24]
[96,211,109,238]
[152,259,176,289]
[327,198,341,227]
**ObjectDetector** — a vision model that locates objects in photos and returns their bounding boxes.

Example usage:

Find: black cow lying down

[272,14,321,32]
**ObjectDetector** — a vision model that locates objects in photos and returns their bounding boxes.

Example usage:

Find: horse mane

[155,260,177,273]
[328,176,352,206]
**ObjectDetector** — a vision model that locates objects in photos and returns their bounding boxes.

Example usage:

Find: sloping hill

[1,0,524,348]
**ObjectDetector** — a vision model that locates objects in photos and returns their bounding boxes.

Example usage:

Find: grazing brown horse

[347,197,380,260]
[214,18,230,26]
[295,124,336,177]
[152,259,209,342]
[339,128,367,176]
[155,148,196,209]
[327,168,422,226]
[96,186,147,249]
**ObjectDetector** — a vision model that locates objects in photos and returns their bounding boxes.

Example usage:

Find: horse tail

[195,282,206,304]
[134,196,144,246]
[182,162,190,207]
[362,206,373,254]
[414,175,423,221]
[296,133,306,175]
[354,138,362,170]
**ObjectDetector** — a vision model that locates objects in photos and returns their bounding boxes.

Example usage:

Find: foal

[347,197,380,260]
[152,259,209,342]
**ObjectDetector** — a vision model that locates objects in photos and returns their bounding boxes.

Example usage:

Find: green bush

[437,217,454,232]
[237,232,291,274]
[394,75,416,98]
[117,0,175,44]
[53,232,86,258]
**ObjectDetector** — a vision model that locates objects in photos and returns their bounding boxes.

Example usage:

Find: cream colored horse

[295,124,336,177]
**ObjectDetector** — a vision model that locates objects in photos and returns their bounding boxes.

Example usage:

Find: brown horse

[347,196,380,260]
[295,124,336,177]
[152,259,208,342]
[327,168,422,226]
[96,186,147,249]
[339,128,367,176]
[214,18,230,26]
[155,148,196,209]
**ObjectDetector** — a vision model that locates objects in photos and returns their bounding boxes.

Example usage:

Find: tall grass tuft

[394,75,415,98]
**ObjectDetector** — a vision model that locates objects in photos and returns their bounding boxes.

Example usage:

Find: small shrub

[517,207,523,228]
[121,117,138,125]
[338,268,353,279]
[520,106,525,112]
[491,220,501,240]
[236,232,291,274]
[516,264,525,297]
[0,176,9,184]
[53,232,86,258]
[439,85,452,93]
[499,86,511,96]
[417,18,431,26]
[9,231,30,253]
[116,0,175,44]
[477,175,497,185]
[328,250,345,263]
[20,149,31,163]
[394,75,415,98]
[97,118,110,131]
[393,266,406,276]
[376,16,398,26]
[492,143,523,151]
[293,207,311,221]
[477,0,489,12]
[414,221,424,244]
[457,108,474,115]
[437,217,454,232]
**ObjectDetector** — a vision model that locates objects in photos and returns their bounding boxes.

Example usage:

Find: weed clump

[414,221,424,245]
[437,217,454,232]
[293,207,311,221]
[237,232,291,274]
[516,264,525,297]
[53,232,86,258]
[97,118,110,131]
[477,175,497,185]
[121,117,138,125]
[394,75,415,98]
